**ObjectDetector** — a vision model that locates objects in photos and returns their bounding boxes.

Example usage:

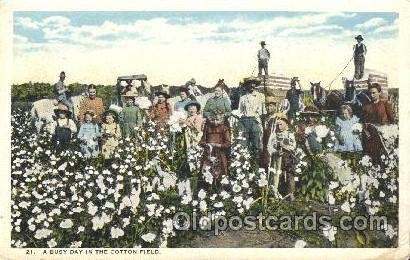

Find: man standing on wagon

[353,35,367,80]
[258,41,270,77]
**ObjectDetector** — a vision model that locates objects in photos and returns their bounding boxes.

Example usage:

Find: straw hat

[54,103,72,117]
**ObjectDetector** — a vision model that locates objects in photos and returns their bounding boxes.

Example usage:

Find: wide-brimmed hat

[184,101,201,112]
[54,103,72,117]
[301,106,321,117]
[122,90,138,98]
[243,77,262,88]
[355,35,364,41]
[265,95,282,104]
[155,86,170,99]
[83,110,95,117]
[260,41,266,46]
[102,109,119,123]
[274,112,290,125]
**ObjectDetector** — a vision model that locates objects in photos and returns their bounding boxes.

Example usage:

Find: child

[51,103,77,151]
[101,110,122,159]
[335,105,363,152]
[199,112,231,189]
[77,110,101,158]
[181,101,204,148]
[149,88,173,130]
[267,114,297,200]
[120,92,142,139]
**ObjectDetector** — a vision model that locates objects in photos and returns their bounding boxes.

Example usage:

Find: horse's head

[310,81,323,97]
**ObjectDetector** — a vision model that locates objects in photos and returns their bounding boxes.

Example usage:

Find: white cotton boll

[294,240,307,248]
[141,233,156,243]
[59,219,73,229]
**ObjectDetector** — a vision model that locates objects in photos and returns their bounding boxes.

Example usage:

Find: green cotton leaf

[355,230,366,245]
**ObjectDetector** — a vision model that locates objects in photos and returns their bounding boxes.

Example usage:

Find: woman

[149,88,173,130]
[362,83,394,162]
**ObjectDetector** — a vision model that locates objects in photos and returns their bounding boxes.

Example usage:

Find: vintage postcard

[1,0,409,259]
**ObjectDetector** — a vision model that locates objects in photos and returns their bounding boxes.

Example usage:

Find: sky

[13,11,399,88]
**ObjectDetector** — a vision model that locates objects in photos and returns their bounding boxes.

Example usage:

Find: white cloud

[355,17,388,30]
[12,13,398,89]
[15,17,41,30]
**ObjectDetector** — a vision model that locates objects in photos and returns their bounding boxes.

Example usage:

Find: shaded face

[125,97,134,105]
[369,88,380,102]
[276,119,288,131]
[60,73,65,81]
[58,112,66,119]
[157,95,166,103]
[187,105,197,115]
[88,89,96,98]
[106,114,114,124]
[341,109,351,120]
[84,114,93,122]
[180,91,188,100]
[214,87,223,97]
[266,103,277,114]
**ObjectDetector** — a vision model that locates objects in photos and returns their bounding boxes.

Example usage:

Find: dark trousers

[238,117,262,152]
[354,54,365,79]
[258,59,269,76]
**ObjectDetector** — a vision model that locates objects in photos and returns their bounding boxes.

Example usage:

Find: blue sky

[14,11,398,45]
[12,12,399,87]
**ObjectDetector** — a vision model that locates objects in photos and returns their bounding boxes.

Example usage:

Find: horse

[342,79,371,120]
[30,95,85,133]
[310,81,345,112]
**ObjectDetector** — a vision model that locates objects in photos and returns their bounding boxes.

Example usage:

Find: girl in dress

[335,105,363,152]
[77,110,101,158]
[199,112,230,189]
[181,101,204,148]
[101,110,122,159]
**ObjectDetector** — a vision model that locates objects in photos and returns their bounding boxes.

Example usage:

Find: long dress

[77,123,100,158]
[362,101,394,161]
[199,123,231,184]
[101,123,121,159]
[149,102,172,129]
[184,114,204,148]
[334,115,363,152]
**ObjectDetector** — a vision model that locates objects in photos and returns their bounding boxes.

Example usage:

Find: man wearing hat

[54,71,74,115]
[50,103,77,150]
[238,78,265,153]
[119,91,143,138]
[174,87,192,112]
[78,84,105,123]
[257,41,270,77]
[261,95,282,168]
[285,77,304,121]
[353,35,367,79]
[184,78,203,99]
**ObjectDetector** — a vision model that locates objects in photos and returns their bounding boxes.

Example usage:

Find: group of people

[48,40,393,200]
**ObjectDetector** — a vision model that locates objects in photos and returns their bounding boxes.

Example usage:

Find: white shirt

[239,91,265,121]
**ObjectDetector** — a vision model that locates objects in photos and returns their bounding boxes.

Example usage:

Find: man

[258,41,270,77]
[184,78,202,100]
[238,79,265,152]
[353,35,367,79]
[78,84,105,123]
[54,71,74,114]
[261,95,281,168]
[174,87,192,112]
[285,77,304,121]
[203,86,231,120]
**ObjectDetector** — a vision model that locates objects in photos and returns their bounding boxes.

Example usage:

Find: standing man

[285,77,304,121]
[78,84,105,123]
[238,79,265,153]
[258,41,270,77]
[54,71,74,114]
[353,35,367,79]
